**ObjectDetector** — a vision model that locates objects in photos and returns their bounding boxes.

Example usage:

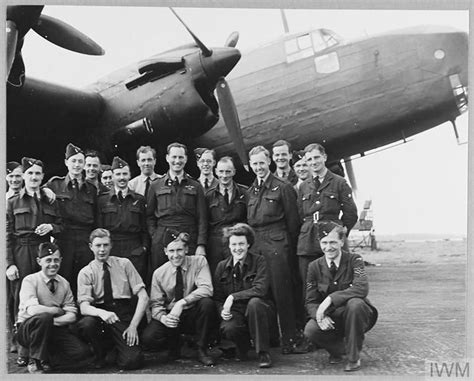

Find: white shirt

[128,172,160,196]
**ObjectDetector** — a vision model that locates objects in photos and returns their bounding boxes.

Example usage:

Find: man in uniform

[304,221,377,371]
[97,157,149,282]
[297,143,358,290]
[84,150,110,195]
[195,148,219,190]
[141,229,216,366]
[45,143,98,295]
[6,161,23,200]
[128,145,161,199]
[205,156,247,275]
[213,223,274,368]
[16,242,92,373]
[292,150,311,191]
[6,157,64,366]
[100,165,113,190]
[146,142,207,271]
[246,145,303,354]
[272,140,298,185]
[77,228,148,370]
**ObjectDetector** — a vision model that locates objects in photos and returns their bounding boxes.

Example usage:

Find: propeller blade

[170,8,212,57]
[343,157,358,197]
[6,21,18,79]
[224,31,239,48]
[33,14,104,55]
[216,78,249,170]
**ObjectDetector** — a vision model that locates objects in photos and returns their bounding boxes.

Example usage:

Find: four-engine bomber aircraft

[6,6,468,182]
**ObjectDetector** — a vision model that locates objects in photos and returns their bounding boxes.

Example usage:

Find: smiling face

[37,251,62,278]
[249,151,271,179]
[272,144,291,170]
[197,152,215,176]
[294,158,310,181]
[23,164,44,191]
[215,160,235,187]
[65,153,85,178]
[137,151,156,176]
[305,148,327,176]
[89,236,112,263]
[112,166,131,190]
[165,239,188,267]
[228,235,249,262]
[101,170,113,188]
[166,147,187,175]
[85,156,101,181]
[320,230,343,261]
[7,167,23,192]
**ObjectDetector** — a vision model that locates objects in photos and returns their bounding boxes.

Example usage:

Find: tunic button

[316,192,320,195]
[316,201,320,204]
[333,281,337,285]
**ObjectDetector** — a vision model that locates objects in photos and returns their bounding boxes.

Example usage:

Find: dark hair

[85,150,101,161]
[136,145,157,160]
[272,139,291,152]
[223,223,255,248]
[304,143,326,155]
[167,142,188,155]
[198,149,216,161]
[89,228,111,243]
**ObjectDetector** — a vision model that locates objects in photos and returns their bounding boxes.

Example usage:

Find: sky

[18,6,469,236]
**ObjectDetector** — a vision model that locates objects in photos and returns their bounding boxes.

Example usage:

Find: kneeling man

[304,221,378,371]
[214,223,275,368]
[16,242,91,374]
[141,229,217,366]
[77,228,148,370]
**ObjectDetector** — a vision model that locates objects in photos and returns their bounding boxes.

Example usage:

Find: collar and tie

[174,176,180,188]
[314,176,321,189]
[224,187,230,205]
[33,192,44,224]
[233,261,242,282]
[175,266,184,301]
[204,178,209,189]
[47,278,56,293]
[144,176,151,199]
[118,190,124,203]
[103,262,113,304]
[329,260,337,278]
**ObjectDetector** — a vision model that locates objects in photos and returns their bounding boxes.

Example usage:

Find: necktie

[103,262,113,304]
[330,261,337,278]
[33,192,43,225]
[314,176,321,190]
[47,279,56,293]
[281,171,286,179]
[224,187,230,205]
[175,266,184,301]
[174,176,179,188]
[204,178,209,189]
[118,191,124,203]
[144,177,151,199]
[234,262,241,282]
[72,178,79,197]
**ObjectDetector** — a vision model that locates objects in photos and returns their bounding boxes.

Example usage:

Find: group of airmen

[6,139,378,373]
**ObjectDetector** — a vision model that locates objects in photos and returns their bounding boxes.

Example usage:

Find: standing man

[84,150,110,195]
[45,143,98,294]
[77,228,148,370]
[205,156,247,275]
[292,150,311,191]
[246,145,302,354]
[297,143,358,290]
[213,223,274,368]
[128,146,161,199]
[100,164,113,190]
[272,140,298,185]
[7,157,64,366]
[97,157,149,282]
[16,242,92,374]
[6,161,23,200]
[146,142,207,271]
[304,221,377,371]
[195,148,219,190]
[141,230,216,366]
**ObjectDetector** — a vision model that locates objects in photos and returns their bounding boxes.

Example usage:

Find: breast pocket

[263,195,280,217]
[101,204,119,227]
[13,207,32,230]
[42,205,60,224]
[323,191,340,212]
[156,188,173,215]
[182,187,197,212]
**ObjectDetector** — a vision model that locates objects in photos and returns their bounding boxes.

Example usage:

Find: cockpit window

[285,29,341,64]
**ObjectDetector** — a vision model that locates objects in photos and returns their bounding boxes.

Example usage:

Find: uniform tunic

[273,167,298,186]
[246,173,301,345]
[304,251,378,362]
[97,189,149,281]
[146,172,207,271]
[205,182,248,274]
[45,175,97,292]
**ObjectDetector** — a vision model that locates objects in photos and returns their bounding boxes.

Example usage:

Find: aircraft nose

[201,47,241,83]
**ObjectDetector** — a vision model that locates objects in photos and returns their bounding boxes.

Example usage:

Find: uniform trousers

[16,313,91,365]
[77,299,144,370]
[220,297,275,354]
[57,228,93,296]
[141,297,216,351]
[304,298,375,362]
[251,224,298,345]
[111,236,147,283]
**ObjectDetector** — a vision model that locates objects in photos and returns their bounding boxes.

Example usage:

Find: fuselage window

[314,52,340,74]
[285,34,314,63]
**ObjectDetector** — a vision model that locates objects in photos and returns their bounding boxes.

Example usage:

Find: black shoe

[27,359,43,374]
[329,354,344,364]
[258,351,272,368]
[39,360,53,372]
[197,347,215,366]
[344,359,361,371]
[16,356,28,367]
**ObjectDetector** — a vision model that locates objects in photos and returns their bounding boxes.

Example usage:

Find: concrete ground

[5,240,467,376]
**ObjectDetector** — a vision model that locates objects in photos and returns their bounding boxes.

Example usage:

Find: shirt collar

[325,253,342,268]
[114,187,128,196]
[171,256,189,272]
[39,270,58,283]
[166,171,185,183]
[199,174,214,183]
[219,182,234,194]
[313,167,328,181]
[140,172,158,182]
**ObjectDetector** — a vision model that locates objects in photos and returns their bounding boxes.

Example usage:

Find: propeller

[170,8,248,169]
[343,157,358,198]
[6,5,104,81]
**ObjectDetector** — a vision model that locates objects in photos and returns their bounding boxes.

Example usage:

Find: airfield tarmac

[5,239,467,376]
